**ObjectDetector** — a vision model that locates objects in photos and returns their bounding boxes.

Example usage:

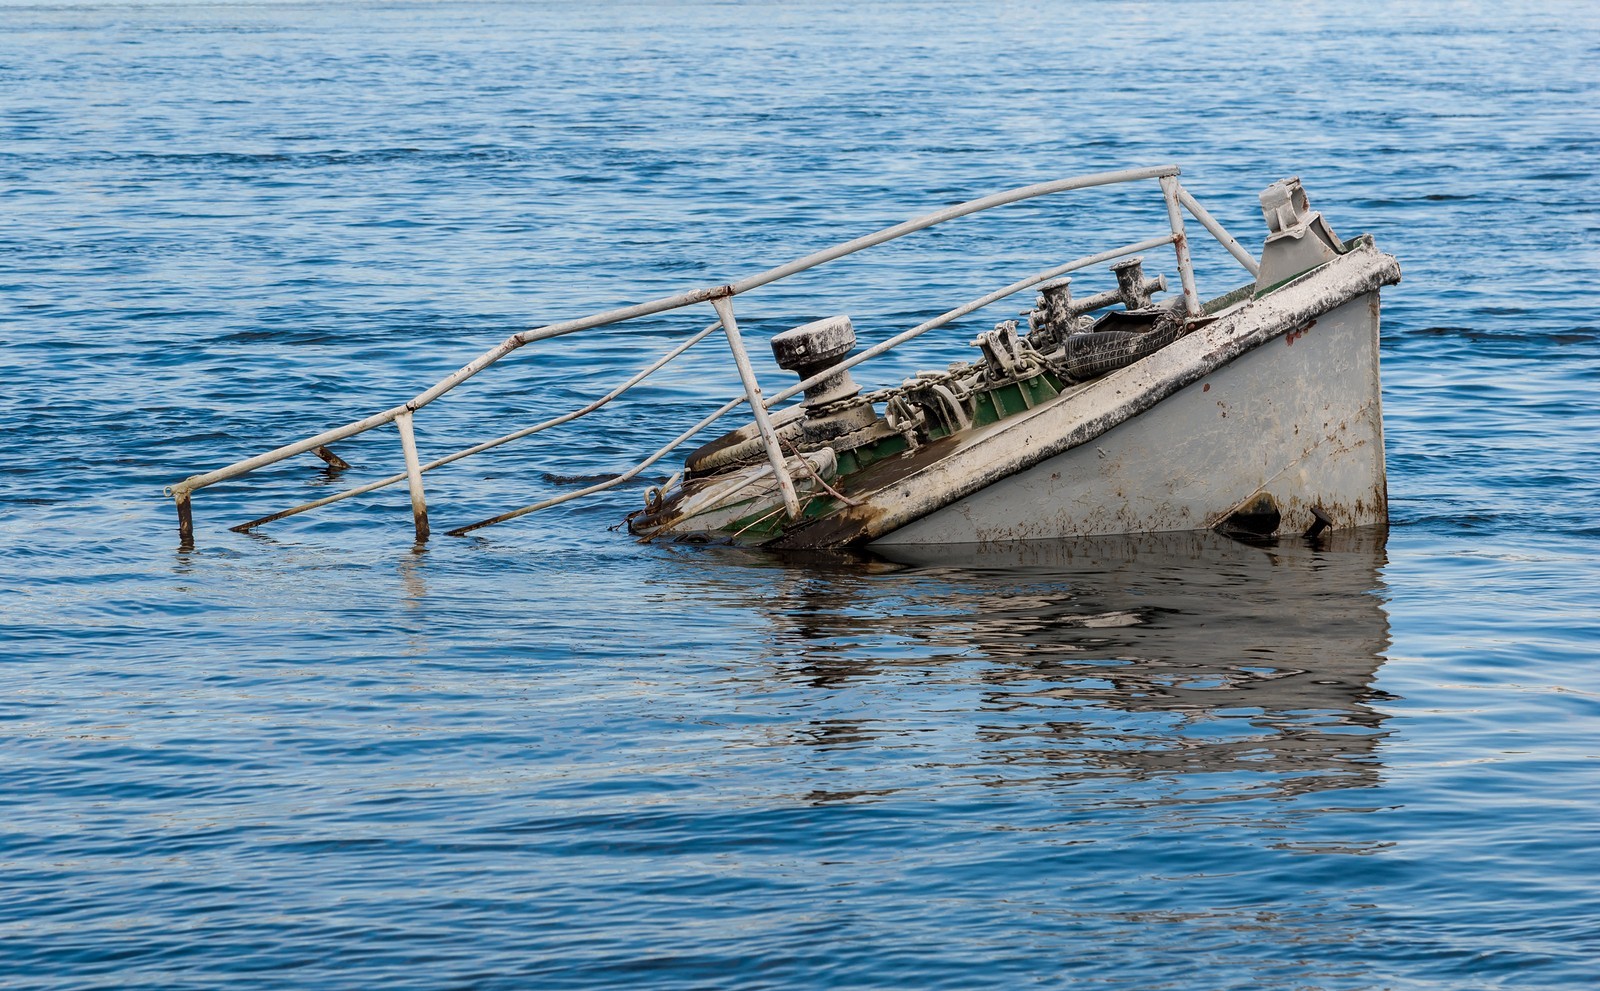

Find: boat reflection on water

[751,528,1393,804]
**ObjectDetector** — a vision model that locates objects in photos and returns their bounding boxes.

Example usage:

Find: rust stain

[1284,317,1318,347]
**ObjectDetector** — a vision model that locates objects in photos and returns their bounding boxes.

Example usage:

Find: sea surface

[3,1,1599,988]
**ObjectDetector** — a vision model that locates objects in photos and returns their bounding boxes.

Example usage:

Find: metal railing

[165,164,1262,545]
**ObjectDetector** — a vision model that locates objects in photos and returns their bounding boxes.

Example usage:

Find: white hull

[875,289,1385,543]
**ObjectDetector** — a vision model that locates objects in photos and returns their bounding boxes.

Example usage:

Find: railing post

[711,296,802,520]
[395,410,430,542]
[175,492,193,546]
[1160,175,1203,318]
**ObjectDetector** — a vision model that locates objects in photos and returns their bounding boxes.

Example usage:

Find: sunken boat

[166,166,1401,549]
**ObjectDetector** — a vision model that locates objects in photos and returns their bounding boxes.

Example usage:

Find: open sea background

[3,1,1599,988]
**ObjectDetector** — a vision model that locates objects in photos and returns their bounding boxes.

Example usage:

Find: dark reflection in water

[749,529,1391,805]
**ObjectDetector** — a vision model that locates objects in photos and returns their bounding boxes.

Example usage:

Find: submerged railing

[165,165,1262,545]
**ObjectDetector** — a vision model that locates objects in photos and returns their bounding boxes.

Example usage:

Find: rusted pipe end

[312,445,352,470]
[446,519,490,538]
[175,493,194,547]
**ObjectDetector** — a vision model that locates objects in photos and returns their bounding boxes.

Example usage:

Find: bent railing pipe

[167,165,1265,543]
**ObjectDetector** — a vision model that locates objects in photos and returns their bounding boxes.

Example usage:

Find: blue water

[4,1,1600,988]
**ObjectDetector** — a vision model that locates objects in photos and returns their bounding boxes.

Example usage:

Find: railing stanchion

[175,492,193,546]
[395,411,430,542]
[712,296,801,520]
[1160,176,1202,318]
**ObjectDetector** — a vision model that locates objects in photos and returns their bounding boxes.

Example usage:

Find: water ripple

[3,1,1600,989]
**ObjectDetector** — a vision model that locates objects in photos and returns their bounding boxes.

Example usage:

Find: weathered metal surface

[714,297,801,520]
[763,237,1400,548]
[1159,174,1203,317]
[1255,177,1345,292]
[1109,256,1159,310]
[872,289,1386,544]
[175,492,193,547]
[394,410,429,543]
[312,445,351,470]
